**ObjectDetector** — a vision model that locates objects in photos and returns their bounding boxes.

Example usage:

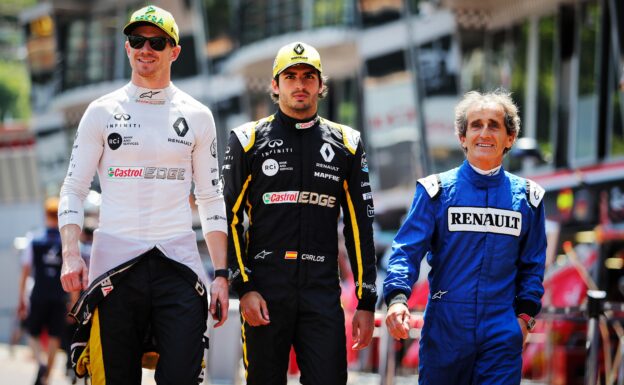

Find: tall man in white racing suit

[58,5,228,385]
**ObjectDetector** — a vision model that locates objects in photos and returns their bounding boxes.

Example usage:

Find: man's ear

[171,45,181,62]
[125,41,131,57]
[459,135,466,149]
[271,78,279,95]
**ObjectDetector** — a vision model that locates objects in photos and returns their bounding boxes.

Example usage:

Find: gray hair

[454,89,521,154]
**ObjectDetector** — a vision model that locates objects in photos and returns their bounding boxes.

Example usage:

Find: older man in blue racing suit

[383,90,546,385]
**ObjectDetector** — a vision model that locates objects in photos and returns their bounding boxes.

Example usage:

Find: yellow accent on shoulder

[232,115,274,152]
[320,118,360,155]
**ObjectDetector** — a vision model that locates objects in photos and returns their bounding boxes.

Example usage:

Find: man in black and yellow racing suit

[223,41,377,385]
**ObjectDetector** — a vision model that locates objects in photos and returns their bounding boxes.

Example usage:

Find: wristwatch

[213,269,230,280]
[518,313,536,331]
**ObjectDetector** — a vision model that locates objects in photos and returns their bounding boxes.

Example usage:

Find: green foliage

[0,61,31,121]
[0,0,37,16]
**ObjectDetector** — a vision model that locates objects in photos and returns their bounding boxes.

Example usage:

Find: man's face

[460,102,516,170]
[271,64,321,119]
[125,25,180,83]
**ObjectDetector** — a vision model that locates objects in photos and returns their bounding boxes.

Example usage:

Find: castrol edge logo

[262,191,336,208]
[107,166,186,180]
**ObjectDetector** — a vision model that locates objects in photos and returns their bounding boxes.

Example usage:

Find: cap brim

[276,62,320,77]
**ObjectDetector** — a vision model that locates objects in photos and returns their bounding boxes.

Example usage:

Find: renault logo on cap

[294,43,304,55]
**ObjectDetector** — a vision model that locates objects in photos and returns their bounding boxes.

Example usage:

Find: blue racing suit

[383,160,546,385]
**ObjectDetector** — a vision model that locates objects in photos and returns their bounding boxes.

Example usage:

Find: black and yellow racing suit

[223,108,377,385]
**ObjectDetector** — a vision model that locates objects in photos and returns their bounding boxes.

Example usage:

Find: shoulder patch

[339,124,360,155]
[526,179,545,208]
[232,121,257,152]
[417,174,441,199]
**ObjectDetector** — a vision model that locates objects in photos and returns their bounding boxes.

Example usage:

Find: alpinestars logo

[254,250,272,260]
[173,117,189,137]
[447,207,522,237]
[140,90,161,99]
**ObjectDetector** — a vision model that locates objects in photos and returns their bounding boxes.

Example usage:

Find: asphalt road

[0,343,544,385]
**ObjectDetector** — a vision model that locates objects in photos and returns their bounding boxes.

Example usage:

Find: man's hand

[60,255,88,292]
[385,302,411,340]
[17,299,28,320]
[351,310,374,350]
[60,224,87,292]
[517,317,529,347]
[210,277,229,327]
[240,291,270,327]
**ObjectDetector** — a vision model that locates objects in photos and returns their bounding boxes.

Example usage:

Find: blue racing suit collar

[459,160,505,189]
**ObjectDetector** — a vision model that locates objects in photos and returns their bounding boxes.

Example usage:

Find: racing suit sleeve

[59,104,104,230]
[341,142,377,311]
[193,108,227,236]
[514,201,546,317]
[383,183,435,306]
[222,131,255,298]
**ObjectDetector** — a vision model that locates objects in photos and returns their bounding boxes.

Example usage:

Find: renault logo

[320,143,335,162]
[173,117,189,137]
[294,43,304,55]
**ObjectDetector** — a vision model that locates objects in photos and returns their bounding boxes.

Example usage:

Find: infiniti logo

[114,113,131,121]
[268,139,283,148]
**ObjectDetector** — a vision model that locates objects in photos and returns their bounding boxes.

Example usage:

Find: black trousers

[242,285,348,385]
[92,248,206,385]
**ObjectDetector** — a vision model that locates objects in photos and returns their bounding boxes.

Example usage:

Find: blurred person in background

[223,41,377,385]
[17,196,66,385]
[57,5,228,385]
[384,89,547,385]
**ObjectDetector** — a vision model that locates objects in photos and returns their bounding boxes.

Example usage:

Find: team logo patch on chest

[448,207,522,236]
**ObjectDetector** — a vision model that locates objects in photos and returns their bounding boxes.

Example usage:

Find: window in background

[336,78,358,128]
[363,51,418,192]
[608,0,624,158]
[419,34,461,173]
[459,29,485,93]
[313,0,347,27]
[359,0,402,27]
[574,1,601,163]
[486,29,510,90]
[86,16,116,84]
[611,80,624,157]
[64,20,87,90]
[536,15,557,165]
[510,23,528,127]
[204,0,234,71]
[238,0,302,45]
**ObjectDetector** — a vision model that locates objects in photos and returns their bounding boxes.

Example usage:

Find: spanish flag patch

[284,251,298,260]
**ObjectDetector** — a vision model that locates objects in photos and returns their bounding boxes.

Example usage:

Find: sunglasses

[127,35,174,51]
